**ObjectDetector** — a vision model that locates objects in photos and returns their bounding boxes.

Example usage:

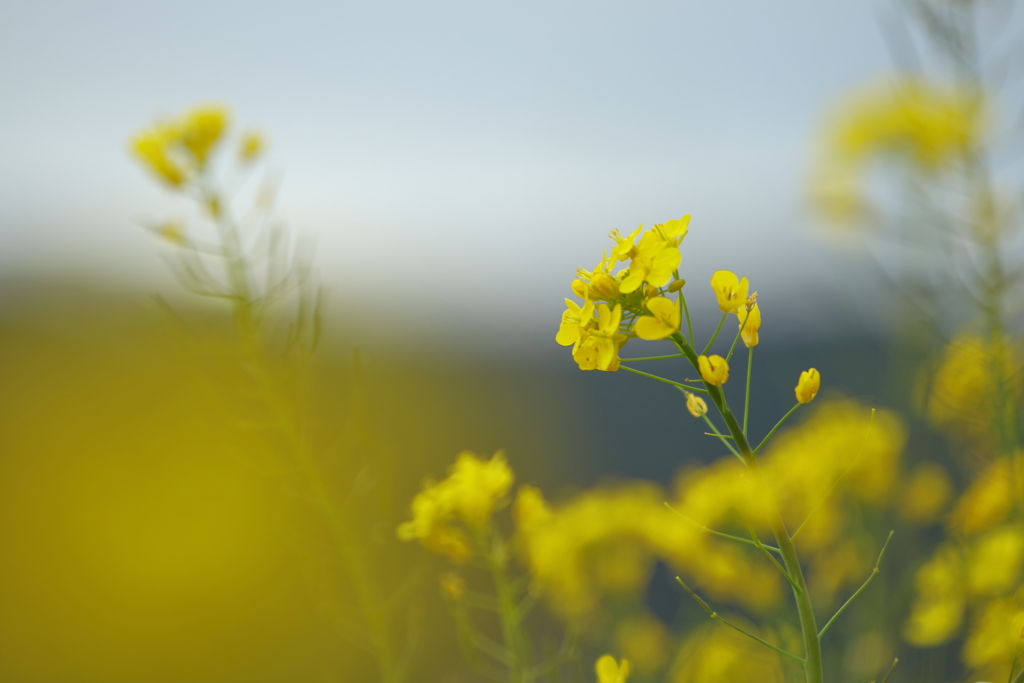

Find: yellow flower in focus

[595,655,630,683]
[698,355,729,386]
[609,226,642,262]
[513,484,552,532]
[653,215,690,244]
[178,105,229,164]
[239,130,265,162]
[575,253,622,302]
[735,301,761,348]
[795,368,820,403]
[556,298,595,350]
[634,297,680,340]
[573,304,625,372]
[709,271,749,312]
[619,231,681,294]
[685,392,707,418]
[897,463,953,524]
[132,123,187,187]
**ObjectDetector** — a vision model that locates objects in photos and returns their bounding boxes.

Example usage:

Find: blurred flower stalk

[811,0,1024,680]
[132,106,412,682]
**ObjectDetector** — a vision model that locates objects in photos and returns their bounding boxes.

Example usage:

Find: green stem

[664,502,780,553]
[701,312,729,356]
[817,531,894,639]
[702,414,743,460]
[619,353,687,361]
[753,403,802,456]
[725,312,750,363]
[743,346,753,436]
[489,544,526,683]
[679,287,695,347]
[670,332,823,683]
[620,365,691,390]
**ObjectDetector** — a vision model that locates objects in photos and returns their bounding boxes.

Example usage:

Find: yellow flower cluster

[132,104,266,189]
[557,217,690,370]
[397,450,514,563]
[926,332,1023,459]
[811,78,982,226]
[671,621,785,683]
[712,272,761,350]
[904,456,1024,678]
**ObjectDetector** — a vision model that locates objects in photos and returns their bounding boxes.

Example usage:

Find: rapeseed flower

[710,271,749,313]
[573,304,625,371]
[556,299,595,350]
[698,355,729,386]
[131,104,230,188]
[685,392,707,417]
[897,463,953,524]
[596,655,630,683]
[795,368,820,403]
[633,297,680,340]
[735,299,761,348]
[619,231,681,294]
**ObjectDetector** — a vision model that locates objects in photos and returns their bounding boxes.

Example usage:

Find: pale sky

[0,0,915,352]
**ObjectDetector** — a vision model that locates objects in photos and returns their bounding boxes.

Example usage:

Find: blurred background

[2,1,1024,682]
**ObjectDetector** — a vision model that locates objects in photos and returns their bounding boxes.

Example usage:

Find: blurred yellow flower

[967,525,1024,597]
[178,105,229,164]
[949,458,1014,536]
[439,572,466,602]
[132,103,230,187]
[671,621,784,683]
[698,355,729,386]
[709,271,749,312]
[238,130,265,162]
[795,368,820,403]
[596,655,630,683]
[897,463,953,524]
[685,392,708,418]
[903,543,965,646]
[634,297,680,340]
[133,123,187,187]
[513,484,552,532]
[155,220,187,245]
[735,301,761,348]
[615,615,668,673]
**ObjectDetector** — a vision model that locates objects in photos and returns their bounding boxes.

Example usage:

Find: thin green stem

[663,502,780,553]
[702,414,743,459]
[619,353,687,361]
[752,403,802,456]
[1009,654,1020,683]
[701,312,729,356]
[489,545,526,683]
[679,287,695,347]
[620,365,690,390]
[725,312,749,363]
[818,531,894,639]
[740,518,800,591]
[743,346,753,436]
[881,658,899,683]
[675,577,805,663]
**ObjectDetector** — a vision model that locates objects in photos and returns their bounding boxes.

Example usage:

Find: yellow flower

[178,105,229,164]
[950,459,1014,536]
[736,301,761,348]
[709,271,749,312]
[671,620,784,683]
[615,615,667,673]
[239,130,265,162]
[619,232,681,294]
[795,368,820,403]
[967,525,1024,597]
[575,254,622,302]
[653,215,691,244]
[897,463,953,524]
[685,392,707,418]
[698,355,729,386]
[557,298,595,350]
[447,450,515,530]
[903,543,965,646]
[132,123,187,187]
[609,226,643,262]
[396,483,472,563]
[513,484,553,532]
[573,304,625,372]
[596,655,630,683]
[634,297,680,340]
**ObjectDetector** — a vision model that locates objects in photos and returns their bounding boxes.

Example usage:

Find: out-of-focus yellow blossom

[155,220,187,245]
[133,123,187,187]
[811,78,982,227]
[967,525,1024,596]
[633,297,680,340]
[573,304,626,372]
[709,271,749,312]
[513,484,552,532]
[619,231,681,294]
[962,593,1024,675]
[735,300,761,348]
[903,543,965,646]
[949,458,1015,536]
[698,355,729,386]
[439,572,466,602]
[556,299,595,350]
[808,540,868,606]
[795,368,820,403]
[927,333,1023,454]
[132,104,231,187]
[397,450,514,561]
[238,130,265,162]
[897,463,953,524]
[615,615,668,673]
[685,392,707,418]
[671,621,784,683]
[595,655,630,683]
[519,483,780,617]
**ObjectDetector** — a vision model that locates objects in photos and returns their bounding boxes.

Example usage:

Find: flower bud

[795,368,821,403]
[697,355,729,386]
[685,392,707,417]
